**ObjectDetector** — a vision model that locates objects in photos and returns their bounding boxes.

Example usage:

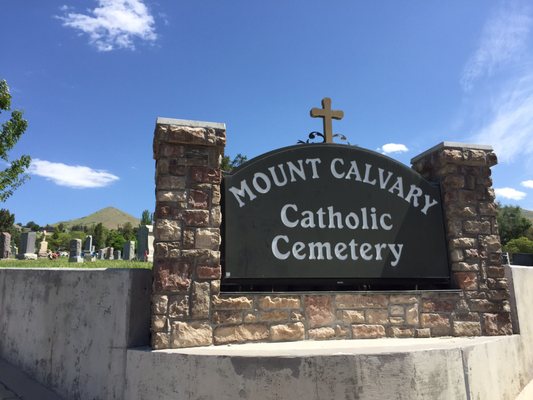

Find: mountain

[53,207,140,230]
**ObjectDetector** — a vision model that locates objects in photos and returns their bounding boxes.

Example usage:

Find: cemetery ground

[0,259,151,269]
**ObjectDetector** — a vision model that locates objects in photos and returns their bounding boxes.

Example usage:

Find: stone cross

[310,97,344,143]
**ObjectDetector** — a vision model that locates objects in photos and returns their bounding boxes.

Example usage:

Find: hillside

[54,207,140,230]
[521,208,533,223]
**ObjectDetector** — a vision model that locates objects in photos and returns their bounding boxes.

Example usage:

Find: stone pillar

[412,142,513,335]
[152,118,225,349]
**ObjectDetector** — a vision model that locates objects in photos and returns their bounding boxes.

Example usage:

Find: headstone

[11,244,17,257]
[106,247,114,260]
[83,235,93,256]
[0,232,11,259]
[502,252,510,265]
[69,239,83,263]
[123,241,135,261]
[18,232,37,260]
[38,234,48,258]
[98,248,106,260]
[137,225,154,262]
[113,250,121,260]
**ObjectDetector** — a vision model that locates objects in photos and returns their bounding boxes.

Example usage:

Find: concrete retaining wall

[1,265,533,399]
[0,268,151,400]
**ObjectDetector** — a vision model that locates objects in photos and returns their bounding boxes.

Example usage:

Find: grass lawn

[0,258,152,269]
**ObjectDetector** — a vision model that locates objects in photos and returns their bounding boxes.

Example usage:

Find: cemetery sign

[223,99,449,285]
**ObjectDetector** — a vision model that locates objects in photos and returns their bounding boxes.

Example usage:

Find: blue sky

[2,1,533,225]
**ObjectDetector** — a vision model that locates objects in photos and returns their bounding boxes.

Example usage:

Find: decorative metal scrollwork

[298,132,350,145]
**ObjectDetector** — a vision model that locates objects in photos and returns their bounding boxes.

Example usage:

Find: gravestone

[11,244,17,257]
[0,232,11,259]
[106,247,114,260]
[137,225,154,262]
[69,239,83,263]
[38,233,48,258]
[83,235,93,256]
[113,250,121,260]
[98,249,106,260]
[123,241,135,260]
[17,232,37,260]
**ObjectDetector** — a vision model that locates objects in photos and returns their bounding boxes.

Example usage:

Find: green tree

[0,80,31,201]
[497,205,532,245]
[140,209,153,225]
[221,153,247,172]
[106,229,126,250]
[503,236,533,254]
[0,208,14,231]
[93,222,108,249]
[25,220,40,231]
[119,222,136,241]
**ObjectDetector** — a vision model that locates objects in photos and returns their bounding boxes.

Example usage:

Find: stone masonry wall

[152,121,513,349]
[411,142,513,336]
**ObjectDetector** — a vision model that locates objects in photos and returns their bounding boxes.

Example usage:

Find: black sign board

[223,144,449,285]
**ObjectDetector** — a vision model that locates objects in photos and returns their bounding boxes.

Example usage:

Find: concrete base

[68,256,83,263]
[17,253,37,260]
[126,335,528,400]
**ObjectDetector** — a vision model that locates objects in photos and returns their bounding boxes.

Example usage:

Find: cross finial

[310,97,344,143]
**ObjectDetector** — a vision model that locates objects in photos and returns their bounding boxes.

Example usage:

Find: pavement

[0,359,62,400]
[0,383,20,400]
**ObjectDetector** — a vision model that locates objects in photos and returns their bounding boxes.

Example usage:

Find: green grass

[0,258,152,269]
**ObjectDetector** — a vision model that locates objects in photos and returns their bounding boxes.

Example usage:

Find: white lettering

[389,244,404,267]
[345,161,362,181]
[330,158,345,178]
[334,242,348,260]
[305,158,321,179]
[280,204,298,228]
[268,165,288,187]
[229,180,256,207]
[405,184,423,207]
[252,172,271,194]
[308,242,332,260]
[421,195,439,215]
[363,163,376,185]
[287,160,306,182]
[272,235,290,260]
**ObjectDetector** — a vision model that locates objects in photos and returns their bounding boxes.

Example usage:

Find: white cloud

[58,0,157,51]
[495,187,526,200]
[522,180,533,188]
[469,72,533,163]
[29,159,119,188]
[377,143,409,155]
[461,6,532,91]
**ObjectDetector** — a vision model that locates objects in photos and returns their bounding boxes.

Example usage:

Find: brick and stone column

[412,142,513,335]
[151,118,226,349]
